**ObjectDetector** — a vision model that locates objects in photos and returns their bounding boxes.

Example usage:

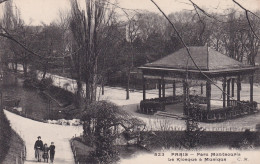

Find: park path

[4,110,82,164]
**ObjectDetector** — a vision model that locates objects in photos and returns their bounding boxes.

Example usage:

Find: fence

[15,145,26,164]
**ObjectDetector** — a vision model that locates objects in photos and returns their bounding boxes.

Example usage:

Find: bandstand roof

[139,46,258,79]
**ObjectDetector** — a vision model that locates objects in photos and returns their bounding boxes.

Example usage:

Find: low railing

[15,145,26,164]
[230,100,237,106]
[12,129,26,164]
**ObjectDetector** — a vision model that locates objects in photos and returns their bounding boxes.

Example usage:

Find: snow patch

[47,119,82,126]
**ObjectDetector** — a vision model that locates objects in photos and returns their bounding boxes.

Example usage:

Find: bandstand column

[223,77,226,107]
[142,76,146,100]
[173,80,176,97]
[237,75,241,102]
[206,80,211,111]
[183,79,187,105]
[201,83,203,95]
[250,74,254,103]
[231,78,235,97]
[162,77,165,98]
[158,79,161,98]
[227,78,231,106]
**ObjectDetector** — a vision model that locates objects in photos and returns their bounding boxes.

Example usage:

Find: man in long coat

[34,136,43,162]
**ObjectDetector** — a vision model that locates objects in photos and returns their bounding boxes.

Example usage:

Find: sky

[1,0,260,25]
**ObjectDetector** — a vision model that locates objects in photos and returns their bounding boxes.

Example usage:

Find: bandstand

[139,46,259,122]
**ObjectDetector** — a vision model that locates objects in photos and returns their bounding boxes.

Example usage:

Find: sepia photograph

[0,0,260,163]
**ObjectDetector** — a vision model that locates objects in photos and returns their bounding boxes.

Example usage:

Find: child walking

[42,143,49,163]
[49,142,55,163]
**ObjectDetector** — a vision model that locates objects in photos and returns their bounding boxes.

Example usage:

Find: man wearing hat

[34,136,44,162]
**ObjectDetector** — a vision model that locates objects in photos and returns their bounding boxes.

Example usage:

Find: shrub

[23,78,35,88]
[39,77,53,90]
[48,85,74,106]
[81,101,145,163]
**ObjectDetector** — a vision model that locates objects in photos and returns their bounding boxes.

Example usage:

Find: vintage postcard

[0,0,260,164]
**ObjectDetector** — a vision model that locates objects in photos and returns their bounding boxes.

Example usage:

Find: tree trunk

[91,72,97,102]
[101,78,104,95]
[11,62,15,70]
[42,62,48,79]
[14,62,17,73]
[126,70,130,100]
[85,61,98,103]
[76,80,83,109]
[23,62,27,77]
[42,69,46,79]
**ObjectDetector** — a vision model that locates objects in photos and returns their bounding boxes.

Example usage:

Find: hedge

[0,109,12,163]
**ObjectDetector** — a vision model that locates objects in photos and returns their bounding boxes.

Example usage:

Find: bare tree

[125,17,140,99]
[69,0,118,105]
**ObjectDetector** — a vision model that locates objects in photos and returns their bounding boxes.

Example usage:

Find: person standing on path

[49,142,55,163]
[34,136,44,162]
[42,143,49,163]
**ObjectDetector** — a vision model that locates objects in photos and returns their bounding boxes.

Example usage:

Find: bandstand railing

[184,101,258,123]
[140,96,182,114]
[139,95,207,114]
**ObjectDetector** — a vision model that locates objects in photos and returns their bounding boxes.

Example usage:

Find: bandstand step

[154,111,186,119]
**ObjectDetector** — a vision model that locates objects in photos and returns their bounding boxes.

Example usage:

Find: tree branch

[0,29,63,67]
[0,31,45,59]
[0,0,8,4]
[189,0,227,23]
[245,11,260,40]
[233,0,260,19]
[232,0,260,40]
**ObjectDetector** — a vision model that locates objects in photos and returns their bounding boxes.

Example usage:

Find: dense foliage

[81,101,144,163]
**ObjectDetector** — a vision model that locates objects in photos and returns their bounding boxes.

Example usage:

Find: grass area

[2,130,26,164]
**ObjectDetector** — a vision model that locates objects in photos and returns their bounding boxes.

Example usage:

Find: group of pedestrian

[34,136,55,163]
